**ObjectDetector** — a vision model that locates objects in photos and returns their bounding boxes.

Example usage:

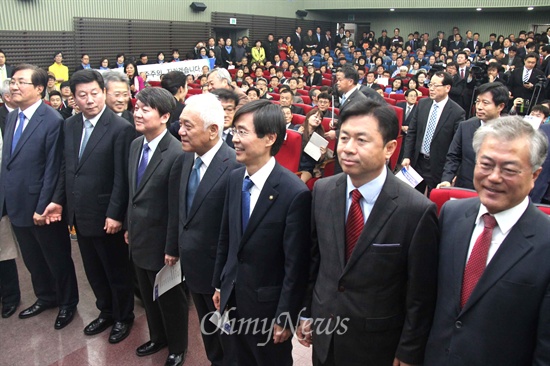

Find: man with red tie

[425,116,550,365]
[298,100,439,366]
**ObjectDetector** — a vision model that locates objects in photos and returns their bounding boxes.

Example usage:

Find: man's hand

[273,324,292,344]
[393,357,414,366]
[104,218,122,234]
[324,130,336,140]
[401,158,411,169]
[212,290,221,311]
[436,181,451,189]
[42,202,63,224]
[165,254,178,266]
[296,318,313,347]
[124,231,129,244]
[33,212,46,226]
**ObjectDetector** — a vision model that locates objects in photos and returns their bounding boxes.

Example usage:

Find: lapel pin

[269,195,274,200]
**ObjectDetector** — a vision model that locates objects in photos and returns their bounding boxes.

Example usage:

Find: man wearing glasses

[103,71,134,126]
[0,64,79,328]
[402,71,465,194]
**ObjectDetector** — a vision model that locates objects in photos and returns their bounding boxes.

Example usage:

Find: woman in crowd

[409,60,422,75]
[277,37,288,60]
[234,69,245,83]
[385,77,404,94]
[407,78,423,96]
[156,51,165,64]
[251,40,266,65]
[296,109,326,184]
[221,38,236,68]
[49,51,69,89]
[99,57,110,70]
[125,62,145,97]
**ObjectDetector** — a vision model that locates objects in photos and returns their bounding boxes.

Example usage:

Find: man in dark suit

[320,30,333,50]
[73,54,92,72]
[178,93,240,366]
[396,89,419,163]
[484,33,500,53]
[45,70,136,343]
[439,83,507,190]
[212,100,311,366]
[297,100,439,366]
[211,89,239,150]
[507,52,546,103]
[431,31,448,52]
[0,79,16,132]
[125,88,187,366]
[0,50,14,86]
[377,29,391,50]
[103,71,134,126]
[402,71,466,194]
[161,71,187,138]
[279,89,305,115]
[0,64,79,329]
[466,33,482,54]
[291,26,303,53]
[425,116,550,366]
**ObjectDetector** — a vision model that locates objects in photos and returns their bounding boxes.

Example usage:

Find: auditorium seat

[384,97,396,105]
[292,114,306,125]
[322,79,332,87]
[268,93,280,100]
[429,187,478,215]
[149,81,161,87]
[296,89,309,96]
[391,93,406,101]
[294,103,313,114]
[274,129,302,173]
[301,96,311,105]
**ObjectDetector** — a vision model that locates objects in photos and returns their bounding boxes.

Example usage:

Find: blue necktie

[79,119,93,159]
[136,143,150,187]
[422,104,439,155]
[11,112,25,154]
[241,176,254,233]
[186,157,202,214]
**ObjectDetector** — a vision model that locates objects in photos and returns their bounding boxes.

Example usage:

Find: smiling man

[103,71,134,125]
[425,116,550,366]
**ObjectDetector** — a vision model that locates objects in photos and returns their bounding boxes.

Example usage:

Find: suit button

[338,286,345,292]
[184,225,189,230]
[132,204,136,208]
[75,174,78,178]
[455,321,462,329]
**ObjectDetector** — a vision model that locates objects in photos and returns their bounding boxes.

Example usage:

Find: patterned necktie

[12,112,26,154]
[186,157,202,214]
[241,176,254,233]
[136,143,150,188]
[422,103,439,155]
[460,213,498,308]
[79,119,93,159]
[523,69,531,83]
[345,189,364,262]
[460,69,465,79]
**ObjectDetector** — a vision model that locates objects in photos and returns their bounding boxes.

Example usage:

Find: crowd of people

[0,23,550,366]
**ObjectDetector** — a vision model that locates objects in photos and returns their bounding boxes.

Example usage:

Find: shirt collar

[19,99,43,120]
[246,156,276,193]
[195,138,223,170]
[82,105,107,127]
[143,128,167,155]
[346,167,387,204]
[476,196,529,236]
[343,85,359,100]
[433,96,449,109]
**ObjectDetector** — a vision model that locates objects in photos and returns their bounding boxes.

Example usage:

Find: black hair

[69,69,104,95]
[160,71,187,96]
[476,83,509,107]
[136,87,176,116]
[210,88,239,107]
[340,100,399,144]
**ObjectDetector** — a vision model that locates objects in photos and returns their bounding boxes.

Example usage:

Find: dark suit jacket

[425,198,550,366]
[53,108,135,237]
[404,97,465,185]
[377,36,391,49]
[397,101,416,127]
[431,38,448,52]
[167,100,185,139]
[120,110,135,126]
[466,41,482,54]
[507,66,546,100]
[0,102,64,227]
[531,123,550,203]
[290,105,305,115]
[0,105,10,134]
[306,171,439,365]
[483,41,501,51]
[440,117,481,189]
[358,85,385,103]
[127,132,183,271]
[3,64,13,78]
[450,41,465,52]
[179,142,240,294]
[306,73,323,87]
[212,162,311,325]
[290,33,303,53]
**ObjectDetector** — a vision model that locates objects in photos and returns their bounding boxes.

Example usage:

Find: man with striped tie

[507,52,546,105]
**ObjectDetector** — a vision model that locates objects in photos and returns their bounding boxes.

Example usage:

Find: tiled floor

[1,241,313,366]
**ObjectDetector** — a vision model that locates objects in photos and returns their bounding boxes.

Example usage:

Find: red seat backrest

[429,187,478,215]
[535,204,550,215]
[384,97,396,105]
[292,114,306,125]
[418,86,429,95]
[275,130,302,173]
[294,103,313,114]
[301,96,311,105]
[322,79,332,86]
[149,81,161,87]
[268,93,280,101]
[391,93,406,101]
[296,89,309,96]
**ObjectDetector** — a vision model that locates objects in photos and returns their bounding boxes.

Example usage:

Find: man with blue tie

[212,100,311,365]
[0,64,79,329]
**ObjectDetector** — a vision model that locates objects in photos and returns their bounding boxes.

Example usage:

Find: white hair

[184,93,224,137]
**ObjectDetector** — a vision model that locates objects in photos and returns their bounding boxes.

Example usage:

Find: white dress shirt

[245,156,276,217]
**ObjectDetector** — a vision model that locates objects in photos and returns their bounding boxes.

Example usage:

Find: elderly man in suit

[124,87,187,366]
[402,71,466,194]
[438,83,508,190]
[212,100,311,366]
[297,100,439,366]
[425,116,550,365]
[103,71,134,125]
[0,64,79,328]
[45,70,136,343]
[178,92,240,366]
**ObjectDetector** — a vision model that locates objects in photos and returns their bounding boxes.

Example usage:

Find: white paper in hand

[395,166,424,188]
[153,259,183,301]
[304,132,329,161]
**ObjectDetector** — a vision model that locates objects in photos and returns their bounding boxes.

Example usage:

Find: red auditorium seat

[149,81,161,87]
[322,79,332,86]
[384,97,396,105]
[294,103,313,114]
[292,114,306,125]
[391,93,406,101]
[187,88,202,95]
[296,89,309,96]
[429,187,478,215]
[301,96,311,105]
[388,105,404,171]
[268,93,280,100]
[274,130,302,173]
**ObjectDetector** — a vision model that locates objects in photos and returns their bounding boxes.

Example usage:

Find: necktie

[79,119,93,159]
[136,143,150,188]
[241,176,254,233]
[345,189,364,262]
[523,69,531,83]
[186,157,202,214]
[460,69,465,79]
[12,112,26,154]
[461,214,498,308]
[406,105,412,119]
[422,104,439,155]
[341,94,347,105]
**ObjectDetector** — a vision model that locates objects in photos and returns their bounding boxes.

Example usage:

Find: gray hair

[472,115,548,172]
[208,68,232,85]
[184,93,224,137]
[102,71,129,90]
[0,79,10,97]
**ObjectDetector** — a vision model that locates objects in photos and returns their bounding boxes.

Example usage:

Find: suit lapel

[461,204,537,314]
[239,164,280,250]
[330,174,348,271]
[128,137,143,197]
[77,110,111,169]
[4,111,16,165]
[431,101,453,141]
[10,103,45,160]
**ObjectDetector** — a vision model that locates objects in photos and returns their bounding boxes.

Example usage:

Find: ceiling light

[527,6,534,10]
[476,7,482,11]
[390,8,395,11]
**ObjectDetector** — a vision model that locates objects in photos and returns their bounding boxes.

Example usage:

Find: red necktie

[460,69,465,79]
[345,189,364,262]
[460,213,498,308]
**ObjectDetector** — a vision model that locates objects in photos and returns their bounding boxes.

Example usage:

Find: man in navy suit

[425,116,550,365]
[212,100,311,365]
[0,50,14,86]
[0,64,78,329]
[45,70,136,343]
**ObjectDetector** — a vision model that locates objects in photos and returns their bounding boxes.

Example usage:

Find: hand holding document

[395,166,424,188]
[153,259,183,301]
[304,132,329,161]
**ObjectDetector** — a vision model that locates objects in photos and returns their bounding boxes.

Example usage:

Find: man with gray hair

[0,79,16,131]
[425,116,550,365]
[206,68,249,110]
[178,93,240,366]
[103,71,134,125]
